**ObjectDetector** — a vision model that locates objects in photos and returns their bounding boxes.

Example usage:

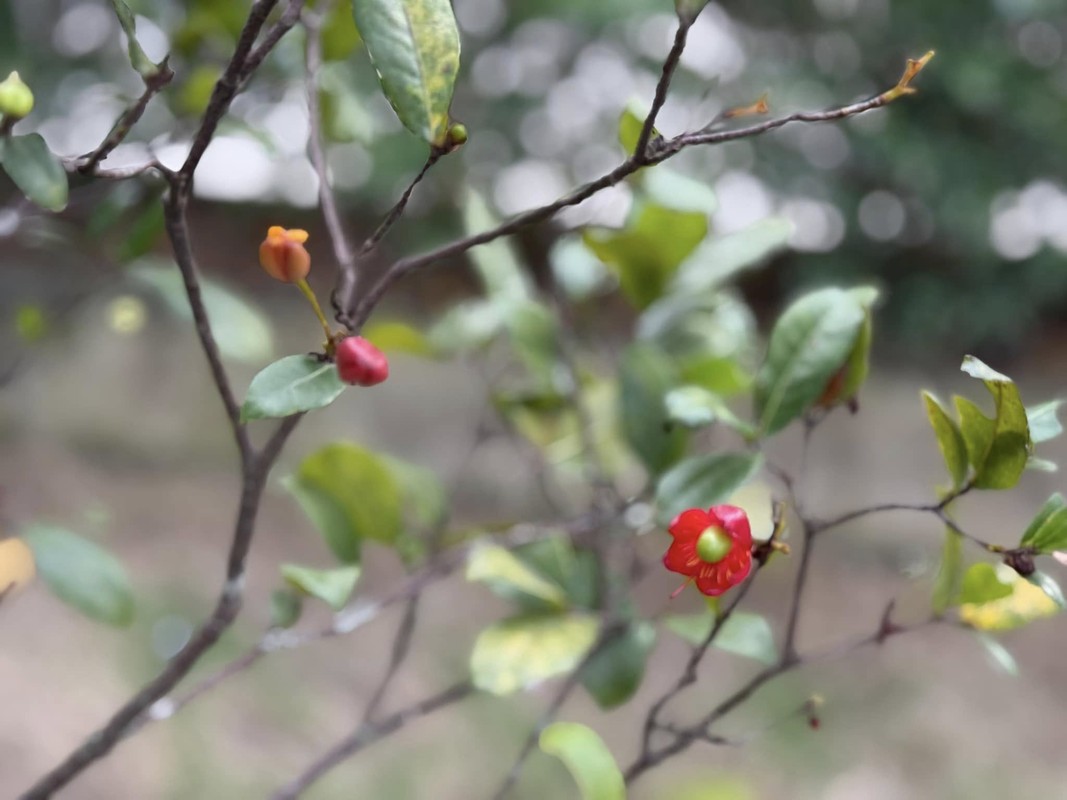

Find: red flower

[335,335,390,387]
[664,505,752,597]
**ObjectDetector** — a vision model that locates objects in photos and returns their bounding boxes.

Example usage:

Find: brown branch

[632,15,696,160]
[78,62,175,174]
[270,681,475,799]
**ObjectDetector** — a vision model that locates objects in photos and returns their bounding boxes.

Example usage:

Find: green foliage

[131,262,274,364]
[618,101,655,156]
[466,543,570,612]
[352,0,460,146]
[269,588,303,629]
[241,356,345,421]
[669,218,793,297]
[664,610,778,665]
[655,452,763,524]
[22,525,135,627]
[361,321,435,356]
[975,632,1018,677]
[470,613,599,695]
[955,356,1031,489]
[753,287,869,436]
[931,528,963,616]
[618,343,687,475]
[109,0,165,78]
[1026,400,1064,444]
[539,722,625,800]
[958,564,1013,605]
[580,622,656,709]
[923,392,969,488]
[281,564,361,611]
[285,442,404,562]
[0,133,68,211]
[663,386,755,437]
[584,202,708,309]
[1019,494,1067,554]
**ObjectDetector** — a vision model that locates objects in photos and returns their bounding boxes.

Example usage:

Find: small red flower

[663,504,752,597]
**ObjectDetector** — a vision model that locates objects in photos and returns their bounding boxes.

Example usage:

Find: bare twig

[270,681,475,799]
[632,14,696,160]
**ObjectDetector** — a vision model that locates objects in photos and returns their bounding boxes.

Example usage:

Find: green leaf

[669,218,793,297]
[0,134,68,212]
[463,188,533,305]
[580,622,656,709]
[513,535,601,611]
[270,588,303,629]
[384,456,448,532]
[241,356,345,421]
[664,386,756,437]
[675,0,712,23]
[1027,571,1066,608]
[955,356,1031,489]
[638,292,757,380]
[1026,400,1063,444]
[656,452,763,524]
[21,525,135,627]
[428,299,504,354]
[539,722,625,800]
[281,563,361,611]
[466,544,569,611]
[506,302,561,388]
[958,563,1013,605]
[643,168,717,215]
[923,392,969,488]
[352,0,461,146]
[975,632,1018,677]
[319,64,375,143]
[131,262,274,364]
[1019,493,1067,553]
[584,203,708,309]
[361,321,435,356]
[550,237,611,301]
[618,343,687,475]
[321,0,362,61]
[287,443,403,561]
[664,611,777,665]
[618,100,656,155]
[14,305,47,342]
[932,528,963,615]
[959,568,1060,631]
[110,0,163,78]
[754,288,867,436]
[470,613,599,695]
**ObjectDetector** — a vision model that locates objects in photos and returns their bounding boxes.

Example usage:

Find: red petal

[695,563,727,596]
[668,508,712,543]
[663,540,700,576]
[711,504,752,548]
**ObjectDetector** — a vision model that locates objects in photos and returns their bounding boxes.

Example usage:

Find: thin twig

[632,15,695,160]
[270,681,475,799]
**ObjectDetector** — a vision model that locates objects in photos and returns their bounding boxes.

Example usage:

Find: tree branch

[632,15,695,160]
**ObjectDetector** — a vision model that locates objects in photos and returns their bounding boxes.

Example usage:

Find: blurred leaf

[932,528,962,615]
[110,0,163,77]
[270,588,303,629]
[550,237,612,301]
[664,385,756,437]
[466,544,569,611]
[975,632,1018,677]
[669,218,793,297]
[923,392,969,488]
[131,263,275,364]
[958,563,1013,605]
[281,563,361,611]
[0,134,68,212]
[618,343,687,475]
[506,301,560,388]
[580,622,656,709]
[832,292,876,405]
[319,65,375,144]
[514,535,601,611]
[352,0,461,145]
[463,187,533,305]
[428,299,504,354]
[322,0,361,61]
[287,442,403,560]
[959,568,1060,631]
[21,525,134,627]
[584,203,708,309]
[664,610,777,665]
[362,321,435,356]
[1026,400,1063,444]
[383,456,448,533]
[14,305,47,342]
[178,65,220,116]
[618,100,655,155]
[643,168,717,215]
[116,201,165,263]
[470,613,598,695]
[1027,571,1066,608]
[754,287,867,436]
[0,537,36,595]
[957,356,1031,490]
[656,452,763,524]
[1019,493,1067,553]
[539,722,625,800]
[1026,457,1058,473]
[676,0,712,23]
[241,355,344,421]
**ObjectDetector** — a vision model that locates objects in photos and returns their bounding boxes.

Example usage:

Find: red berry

[335,336,389,387]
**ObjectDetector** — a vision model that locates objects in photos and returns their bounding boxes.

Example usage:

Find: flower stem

[296,278,334,346]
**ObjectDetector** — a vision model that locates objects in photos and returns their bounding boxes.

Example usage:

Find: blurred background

[2,0,1067,797]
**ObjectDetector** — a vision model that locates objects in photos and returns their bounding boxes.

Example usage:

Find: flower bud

[259,226,311,283]
[335,336,389,387]
[0,72,34,120]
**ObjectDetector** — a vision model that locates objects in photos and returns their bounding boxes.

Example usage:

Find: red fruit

[335,336,389,387]
[663,504,753,597]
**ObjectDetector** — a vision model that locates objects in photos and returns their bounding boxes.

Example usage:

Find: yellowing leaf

[959,571,1060,631]
[0,538,36,596]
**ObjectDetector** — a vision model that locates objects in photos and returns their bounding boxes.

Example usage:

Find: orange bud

[259,226,311,283]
